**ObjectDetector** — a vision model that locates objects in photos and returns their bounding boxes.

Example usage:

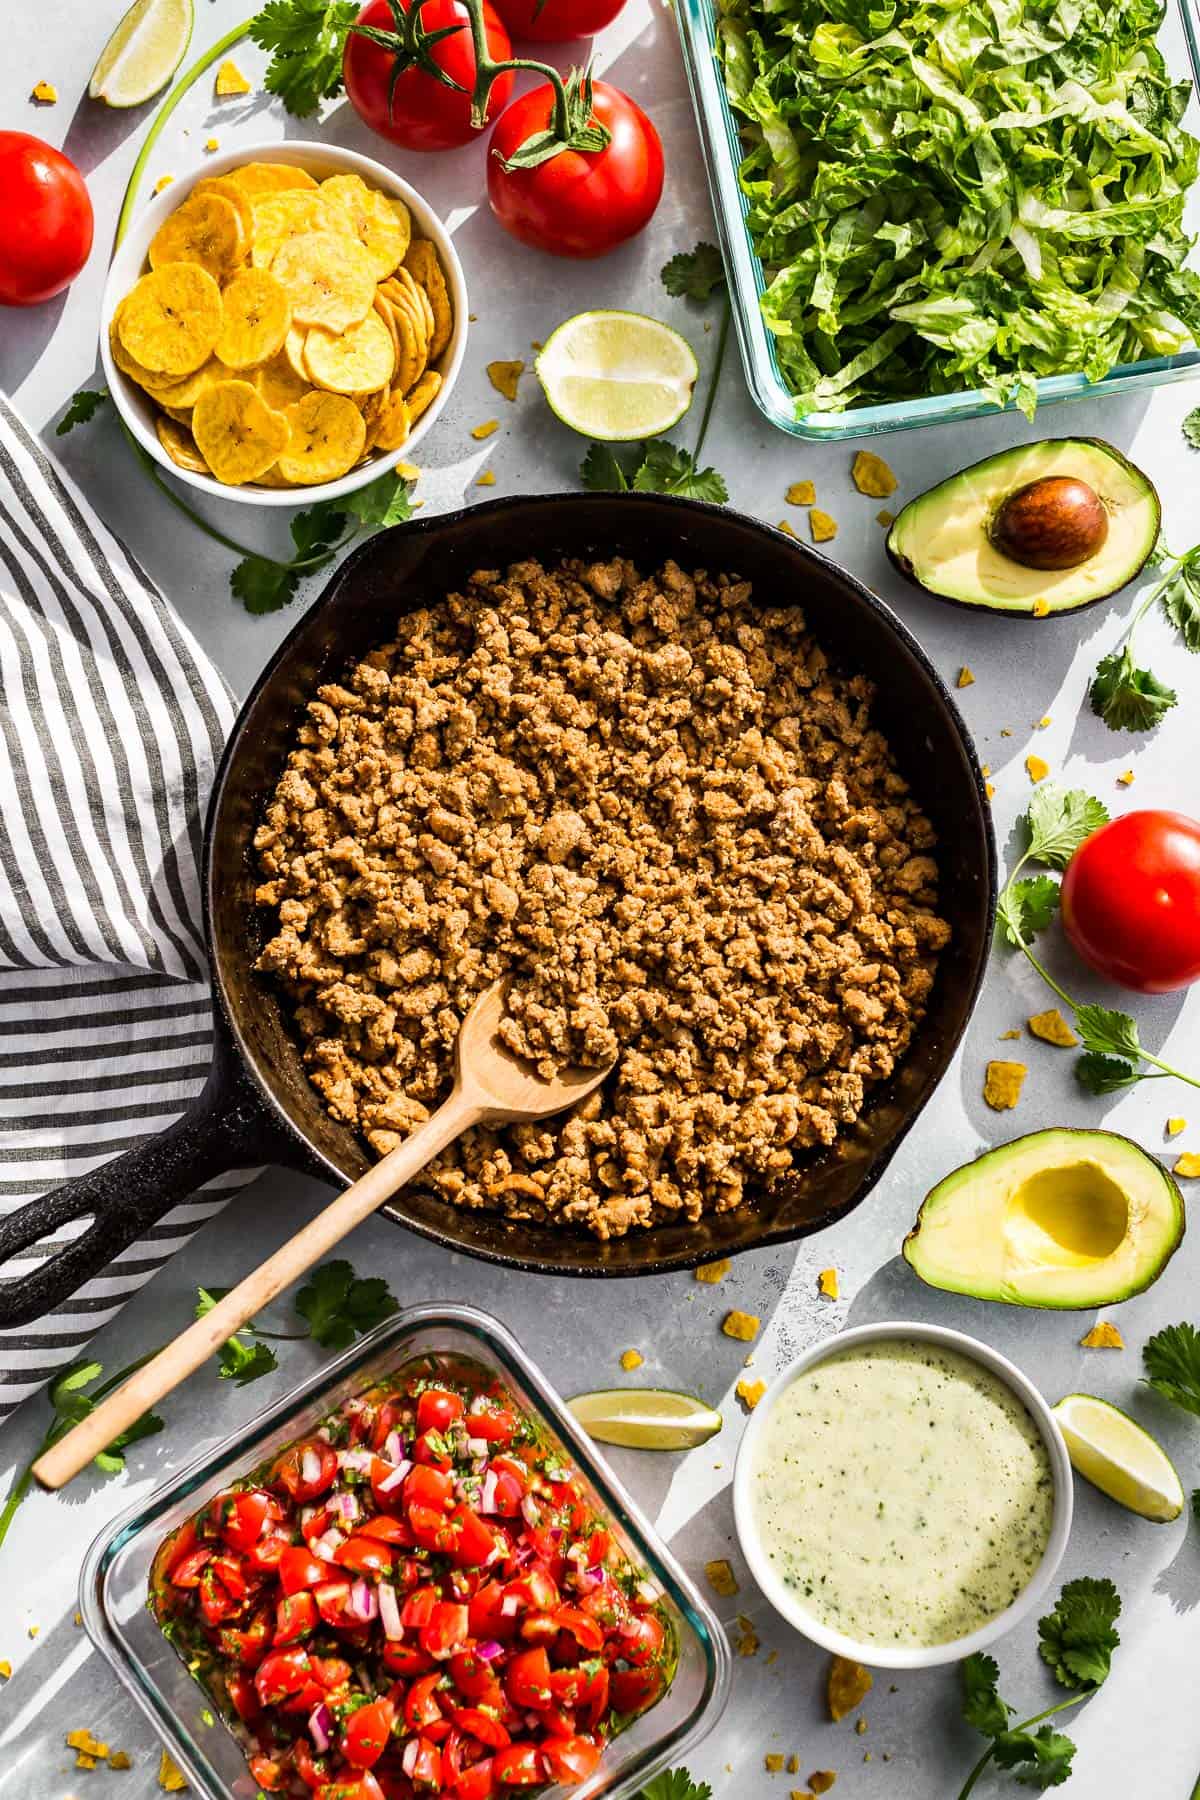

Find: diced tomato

[410,1502,462,1555]
[369,1397,408,1452]
[170,1547,212,1588]
[465,1402,516,1445]
[292,1736,333,1790]
[467,1582,514,1644]
[417,1388,465,1434]
[586,1530,611,1566]
[506,1569,559,1614]
[199,1564,240,1627]
[343,1696,396,1769]
[405,1672,445,1729]
[226,1668,262,1723]
[274,1440,338,1502]
[406,1464,455,1512]
[491,1743,544,1787]
[358,1514,413,1546]
[336,1535,396,1577]
[314,1579,355,1630]
[219,1604,272,1670]
[248,1531,291,1574]
[209,1552,249,1601]
[450,1707,511,1750]
[551,1605,605,1654]
[280,1546,339,1594]
[615,1612,666,1666]
[255,1646,313,1706]
[505,1647,553,1710]
[249,1753,287,1791]
[541,1736,601,1785]
[402,1585,439,1629]
[312,1654,353,1691]
[449,1650,504,1706]
[275,1590,318,1645]
[217,1488,271,1552]
[421,1601,470,1658]
[489,1471,525,1519]
[317,1778,387,1800]
[383,1640,435,1678]
[409,1735,443,1790]
[413,1431,454,1471]
[608,1664,665,1715]
[450,1507,496,1570]
[453,1759,496,1800]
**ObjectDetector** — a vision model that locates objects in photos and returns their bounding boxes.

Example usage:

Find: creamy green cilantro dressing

[750,1339,1055,1647]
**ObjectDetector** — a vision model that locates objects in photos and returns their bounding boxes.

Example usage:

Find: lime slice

[535,311,698,441]
[1054,1392,1184,1522]
[568,1388,722,1450]
[89,0,194,108]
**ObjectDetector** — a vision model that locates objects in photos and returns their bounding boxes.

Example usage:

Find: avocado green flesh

[903,1127,1184,1308]
[886,439,1159,613]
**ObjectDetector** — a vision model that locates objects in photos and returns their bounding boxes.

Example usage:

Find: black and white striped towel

[0,394,257,1424]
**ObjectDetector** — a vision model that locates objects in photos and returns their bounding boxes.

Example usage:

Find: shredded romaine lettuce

[717,0,1200,414]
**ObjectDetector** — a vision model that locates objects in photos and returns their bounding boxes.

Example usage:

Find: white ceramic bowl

[100,140,469,507]
[732,1320,1073,1670]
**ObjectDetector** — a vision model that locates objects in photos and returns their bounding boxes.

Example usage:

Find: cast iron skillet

[0,494,996,1328]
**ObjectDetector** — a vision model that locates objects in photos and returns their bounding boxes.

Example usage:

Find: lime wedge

[568,1388,722,1450]
[1054,1392,1184,1522]
[89,0,194,108]
[535,311,698,441]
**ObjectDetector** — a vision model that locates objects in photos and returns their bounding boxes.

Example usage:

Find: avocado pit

[990,476,1109,571]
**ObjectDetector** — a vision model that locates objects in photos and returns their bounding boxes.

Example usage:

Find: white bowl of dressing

[732,1320,1073,1669]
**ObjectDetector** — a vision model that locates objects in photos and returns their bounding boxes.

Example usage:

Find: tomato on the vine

[343,0,514,152]
[1061,809,1200,992]
[491,0,627,41]
[0,132,93,306]
[487,78,663,257]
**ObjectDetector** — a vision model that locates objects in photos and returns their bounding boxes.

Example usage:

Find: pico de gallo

[149,1356,674,1798]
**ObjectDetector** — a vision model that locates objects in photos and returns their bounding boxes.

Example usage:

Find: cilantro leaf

[342,472,415,529]
[1024,787,1110,870]
[290,502,351,560]
[249,0,357,115]
[1090,645,1177,732]
[1144,1321,1200,1418]
[1162,564,1200,653]
[47,1358,163,1475]
[639,1773,713,1800]
[580,442,638,493]
[295,1259,399,1349]
[994,1725,1076,1788]
[1037,1577,1121,1689]
[1073,1004,1141,1064]
[230,554,301,616]
[632,440,728,503]
[961,1653,1011,1738]
[1075,1052,1140,1095]
[1183,408,1200,450]
[661,243,726,302]
[997,875,1060,947]
[56,388,108,436]
[196,1287,279,1387]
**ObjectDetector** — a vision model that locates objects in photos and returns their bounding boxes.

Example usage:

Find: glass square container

[80,1305,730,1800]
[674,0,1200,438]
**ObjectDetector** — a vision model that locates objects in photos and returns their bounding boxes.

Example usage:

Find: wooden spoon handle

[33,1087,484,1491]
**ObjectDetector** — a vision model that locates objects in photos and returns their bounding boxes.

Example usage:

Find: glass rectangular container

[80,1305,730,1800]
[674,0,1200,438]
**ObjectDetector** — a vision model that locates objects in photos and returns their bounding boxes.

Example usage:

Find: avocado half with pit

[886,439,1160,616]
[903,1128,1184,1308]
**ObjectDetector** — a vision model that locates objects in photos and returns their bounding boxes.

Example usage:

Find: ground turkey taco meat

[254,556,949,1238]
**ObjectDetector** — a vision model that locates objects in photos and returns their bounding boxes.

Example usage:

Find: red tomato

[487,80,663,258]
[343,0,513,152]
[422,1600,470,1657]
[383,1640,435,1678]
[250,1754,287,1792]
[465,1402,516,1445]
[408,1735,443,1790]
[551,1605,605,1653]
[453,1761,496,1800]
[275,1591,318,1644]
[280,1547,339,1594]
[613,1611,665,1665]
[170,1548,212,1588]
[413,1430,454,1471]
[1061,809,1200,992]
[315,1579,356,1629]
[451,1707,510,1748]
[541,1736,601,1784]
[608,1664,664,1714]
[451,1507,496,1569]
[406,1464,455,1512]
[317,1779,387,1800]
[343,1696,396,1768]
[491,0,627,40]
[491,1743,544,1786]
[312,1655,353,1691]
[217,1489,271,1551]
[506,1647,553,1709]
[417,1388,466,1433]
[255,1646,313,1706]
[0,132,93,306]
[336,1535,396,1577]
[227,1669,262,1722]
[275,1441,338,1502]
[406,1672,445,1729]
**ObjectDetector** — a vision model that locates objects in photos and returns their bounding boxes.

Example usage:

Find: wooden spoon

[34,979,611,1490]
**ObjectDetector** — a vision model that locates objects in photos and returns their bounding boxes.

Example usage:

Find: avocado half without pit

[886,439,1160,616]
[903,1128,1184,1308]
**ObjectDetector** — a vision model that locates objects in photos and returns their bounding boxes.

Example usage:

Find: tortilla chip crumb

[109,1751,133,1770]
[1025,754,1049,783]
[1167,1118,1187,1137]
[851,450,897,498]
[809,508,838,543]
[158,1749,188,1791]
[393,462,420,481]
[1080,1322,1124,1349]
[999,1029,1021,1040]
[766,1649,778,1665]
[1027,1008,1078,1047]
[531,339,543,350]
[734,1613,759,1655]
[215,59,252,96]
[468,313,478,322]
[786,1755,799,1774]
[809,1776,837,1795]
[476,470,496,487]
[31,81,58,104]
[153,175,175,194]
[791,1792,815,1799]
[695,1258,730,1284]
[470,419,500,440]
[855,1718,868,1735]
[777,520,798,538]
[76,1755,99,1771]
[722,1309,760,1342]
[619,1348,643,1371]
[985,782,995,800]
[74,1611,83,1627]
[766,1755,786,1772]
[818,1268,839,1300]
[981,764,991,777]
[876,509,894,527]
[786,481,816,506]
[705,1558,739,1597]
[736,1377,767,1410]
[1000,727,1013,736]
[828,1654,873,1719]
[956,666,975,688]
[204,137,219,152]
[984,1060,1026,1110]
[68,1731,109,1757]
[486,360,524,402]
[1032,597,1050,616]
[1174,1152,1200,1178]
[1037,715,1051,728]
[1118,769,1135,785]
[0,1661,9,1679]
[26,1625,38,1638]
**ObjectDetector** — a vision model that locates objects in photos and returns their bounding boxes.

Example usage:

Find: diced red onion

[337,1448,375,1475]
[384,1430,404,1464]
[300,1505,320,1529]
[500,1594,521,1618]
[547,1466,573,1485]
[312,1530,345,1561]
[618,1616,644,1640]
[350,1577,378,1623]
[377,1459,412,1496]
[309,1703,332,1754]
[636,1578,663,1604]
[471,1455,489,1476]
[331,1492,360,1526]
[301,1447,324,1487]
[574,1566,603,1591]
[520,1495,541,1528]
[402,1740,419,1777]
[344,1397,367,1414]
[479,1470,500,1514]
[378,1581,403,1641]
[466,1436,489,1459]
[476,1639,503,1661]
[316,1426,333,1444]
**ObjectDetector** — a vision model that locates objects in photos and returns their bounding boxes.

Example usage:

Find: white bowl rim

[99,138,469,508]
[731,1318,1074,1670]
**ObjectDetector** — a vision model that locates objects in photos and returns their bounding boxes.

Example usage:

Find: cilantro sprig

[249,0,359,115]
[639,1773,712,1800]
[1089,463,1200,731]
[957,1580,1121,1796]
[997,786,1200,1094]
[579,242,731,505]
[56,387,109,436]
[1144,1322,1200,1418]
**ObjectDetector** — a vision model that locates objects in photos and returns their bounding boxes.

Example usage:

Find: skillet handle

[0,1046,285,1330]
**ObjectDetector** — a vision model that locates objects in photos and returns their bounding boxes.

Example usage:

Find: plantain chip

[255,460,295,487]
[372,391,410,452]
[277,390,365,484]
[272,231,376,333]
[251,191,332,269]
[283,323,310,382]
[403,240,452,361]
[216,267,292,369]
[254,350,314,412]
[147,356,223,408]
[149,191,244,280]
[192,379,291,484]
[226,161,318,196]
[320,173,409,279]
[390,265,435,348]
[373,288,400,363]
[405,369,442,427]
[156,413,211,474]
[118,264,222,375]
[304,311,394,396]
[390,300,424,395]
[193,175,255,248]
[359,383,390,452]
